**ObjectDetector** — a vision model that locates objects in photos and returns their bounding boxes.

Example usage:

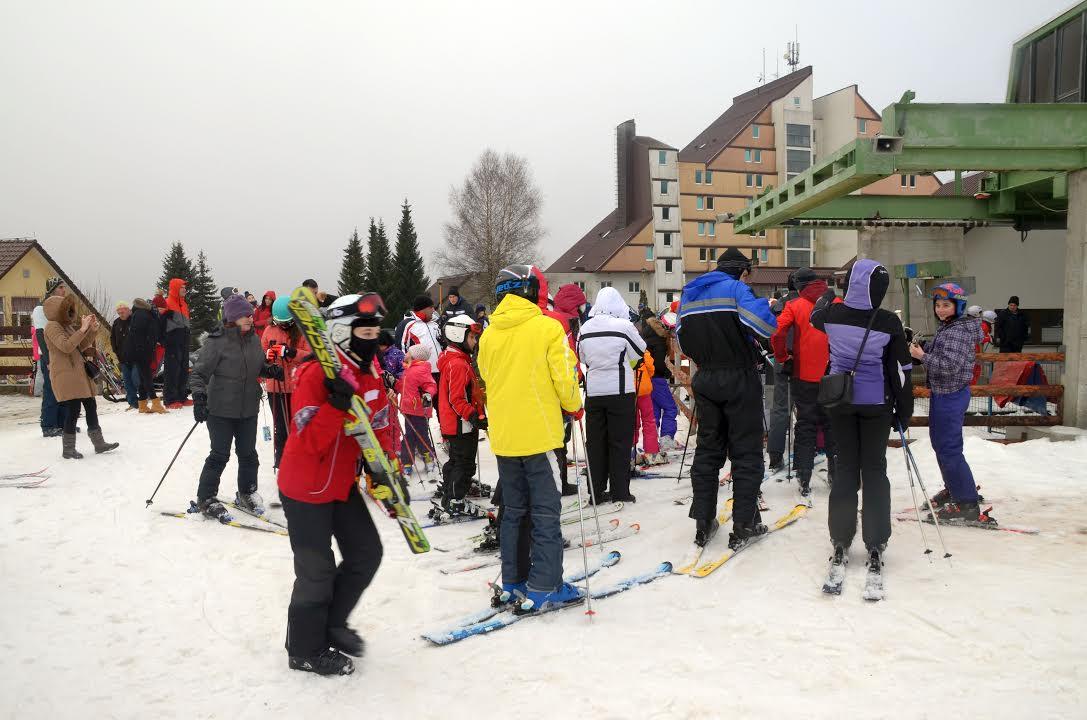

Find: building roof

[634,135,676,151]
[545,209,652,274]
[933,172,990,197]
[0,238,110,325]
[678,66,813,165]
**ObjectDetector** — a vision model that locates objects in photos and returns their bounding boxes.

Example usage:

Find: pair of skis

[160,501,289,536]
[675,500,809,578]
[822,551,884,601]
[0,468,50,488]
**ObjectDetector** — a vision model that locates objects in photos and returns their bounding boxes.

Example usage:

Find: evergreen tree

[157,241,194,294]
[337,227,367,295]
[364,217,394,311]
[188,250,218,347]
[390,199,431,323]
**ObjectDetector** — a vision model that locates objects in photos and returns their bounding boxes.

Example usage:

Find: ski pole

[900,427,952,561]
[785,381,793,482]
[569,413,595,619]
[896,426,933,560]
[574,416,605,550]
[145,421,199,507]
[676,406,697,485]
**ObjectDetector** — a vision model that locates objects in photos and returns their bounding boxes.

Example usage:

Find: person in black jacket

[110,302,138,409]
[811,258,913,576]
[125,298,166,414]
[677,248,778,549]
[995,295,1030,353]
[639,308,679,449]
[766,283,799,470]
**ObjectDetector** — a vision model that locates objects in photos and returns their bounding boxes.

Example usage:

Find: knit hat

[407,344,431,362]
[448,287,460,298]
[716,247,752,278]
[792,267,817,291]
[1008,295,1020,305]
[219,286,236,300]
[413,295,435,311]
[223,293,254,323]
[45,276,65,295]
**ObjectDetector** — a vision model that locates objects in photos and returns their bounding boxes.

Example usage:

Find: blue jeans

[497,451,563,592]
[766,364,790,455]
[39,358,66,432]
[120,363,140,407]
[929,386,978,502]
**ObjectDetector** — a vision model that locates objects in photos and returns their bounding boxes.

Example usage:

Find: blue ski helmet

[931,283,968,318]
[271,296,293,325]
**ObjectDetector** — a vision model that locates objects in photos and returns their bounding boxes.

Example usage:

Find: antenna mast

[784,27,800,73]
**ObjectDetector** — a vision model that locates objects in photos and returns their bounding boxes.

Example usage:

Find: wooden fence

[0,326,34,383]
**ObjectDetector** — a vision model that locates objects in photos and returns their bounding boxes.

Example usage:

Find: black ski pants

[134,356,157,400]
[62,397,99,434]
[585,392,637,500]
[554,418,572,488]
[268,391,291,469]
[281,484,382,658]
[689,368,764,526]
[791,378,836,476]
[441,430,479,500]
[197,414,259,502]
[163,329,189,404]
[827,404,892,551]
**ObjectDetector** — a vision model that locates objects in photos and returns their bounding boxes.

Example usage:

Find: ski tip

[630,523,641,533]
[658,561,673,572]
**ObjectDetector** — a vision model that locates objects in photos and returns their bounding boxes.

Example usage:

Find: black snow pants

[197,414,258,502]
[585,392,637,500]
[827,404,893,551]
[441,430,479,501]
[791,378,836,477]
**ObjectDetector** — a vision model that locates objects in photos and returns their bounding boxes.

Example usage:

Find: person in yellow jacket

[477,265,583,612]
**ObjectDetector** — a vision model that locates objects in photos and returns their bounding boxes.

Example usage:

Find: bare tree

[437,149,545,302]
[82,278,115,323]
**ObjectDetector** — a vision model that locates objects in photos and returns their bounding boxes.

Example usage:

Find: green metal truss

[732,93,1087,234]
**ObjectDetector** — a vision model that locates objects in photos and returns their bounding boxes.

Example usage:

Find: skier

[401,295,442,380]
[33,277,69,437]
[767,282,799,471]
[770,267,838,496]
[995,295,1030,353]
[477,264,582,611]
[42,293,119,458]
[261,296,311,470]
[397,344,438,473]
[811,259,913,579]
[440,286,473,326]
[162,278,191,409]
[909,284,987,521]
[677,247,777,548]
[436,314,486,514]
[377,330,406,458]
[277,292,391,675]
[252,291,276,338]
[578,286,646,503]
[639,307,679,451]
[125,298,166,414]
[634,349,665,466]
[189,294,283,518]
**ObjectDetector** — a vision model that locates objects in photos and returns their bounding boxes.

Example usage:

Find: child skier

[436,314,486,515]
[909,283,987,521]
[398,344,438,473]
[277,292,392,676]
[261,296,311,470]
[635,350,665,466]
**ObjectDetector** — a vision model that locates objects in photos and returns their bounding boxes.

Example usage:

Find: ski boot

[822,544,848,595]
[235,491,266,516]
[289,648,354,676]
[768,452,784,472]
[862,546,884,601]
[797,471,812,498]
[727,519,768,551]
[933,501,995,524]
[475,515,500,554]
[924,487,985,511]
[694,517,719,547]
[490,580,527,607]
[466,480,492,498]
[195,498,230,521]
[328,625,365,657]
[518,582,584,614]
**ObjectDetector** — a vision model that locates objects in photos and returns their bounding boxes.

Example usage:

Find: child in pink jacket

[398,344,438,469]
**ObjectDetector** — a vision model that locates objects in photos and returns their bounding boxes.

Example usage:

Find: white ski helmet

[444,313,482,349]
[325,292,386,365]
[982,309,997,323]
[966,304,983,318]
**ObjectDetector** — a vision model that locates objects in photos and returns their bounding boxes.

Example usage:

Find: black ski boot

[694,517,719,547]
[196,497,230,521]
[934,501,992,523]
[475,514,500,553]
[925,487,985,511]
[797,471,812,498]
[466,480,492,499]
[328,626,365,657]
[728,520,768,550]
[289,647,354,676]
[235,491,266,516]
[822,544,848,595]
[768,452,784,472]
[862,546,884,601]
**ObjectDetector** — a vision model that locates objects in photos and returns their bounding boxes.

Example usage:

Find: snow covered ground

[1,393,1085,719]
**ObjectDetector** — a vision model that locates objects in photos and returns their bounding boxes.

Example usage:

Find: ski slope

[1,394,1085,718]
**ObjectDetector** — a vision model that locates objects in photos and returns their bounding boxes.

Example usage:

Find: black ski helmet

[495,264,540,304]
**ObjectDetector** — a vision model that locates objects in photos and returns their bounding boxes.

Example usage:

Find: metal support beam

[792,195,994,221]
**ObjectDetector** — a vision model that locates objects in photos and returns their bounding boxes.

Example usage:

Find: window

[600,281,612,289]
[629,281,640,293]
[753,149,762,163]
[752,125,760,139]
[696,196,704,210]
[759,248,769,262]
[785,124,811,148]
[786,228,813,267]
[695,169,703,184]
[1034,31,1056,103]
[576,281,585,290]
[665,259,674,273]
[744,149,752,163]
[22,269,30,279]
[0,297,5,331]
[646,246,654,260]
[1057,15,1083,101]
[661,206,670,220]
[697,221,706,236]
[699,248,708,261]
[660,180,669,193]
[665,291,675,303]
[658,150,667,164]
[706,196,714,210]
[787,149,811,174]
[756,174,763,187]
[745,173,753,188]
[708,222,716,237]
[909,174,917,188]
[900,174,908,188]
[858,118,867,134]
[662,232,672,247]
[793,96,800,106]
[705,170,713,184]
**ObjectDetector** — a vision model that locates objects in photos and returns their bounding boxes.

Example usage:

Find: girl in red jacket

[436,315,485,515]
[252,291,276,338]
[397,344,438,472]
[277,292,393,677]
[261,296,311,469]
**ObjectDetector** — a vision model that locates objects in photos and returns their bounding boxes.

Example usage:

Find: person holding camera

[261,296,311,470]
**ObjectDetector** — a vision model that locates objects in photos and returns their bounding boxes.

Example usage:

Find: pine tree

[365,217,394,309]
[157,241,194,294]
[337,227,367,295]
[389,199,431,324]
[188,251,218,347]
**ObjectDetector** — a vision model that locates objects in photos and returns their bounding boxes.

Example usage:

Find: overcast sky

[0,0,1071,309]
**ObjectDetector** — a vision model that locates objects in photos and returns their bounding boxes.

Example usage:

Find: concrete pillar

[1063,169,1087,428]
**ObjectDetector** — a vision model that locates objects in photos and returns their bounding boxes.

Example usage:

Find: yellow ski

[674,498,735,575]
[691,504,808,578]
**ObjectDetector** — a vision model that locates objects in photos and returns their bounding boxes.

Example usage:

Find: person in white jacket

[577,287,646,503]
[401,295,443,381]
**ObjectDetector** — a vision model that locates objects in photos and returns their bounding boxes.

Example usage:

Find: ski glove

[261,363,285,381]
[422,393,433,410]
[469,413,488,431]
[192,394,209,423]
[324,377,355,411]
[382,372,397,391]
[781,358,794,377]
[564,408,585,421]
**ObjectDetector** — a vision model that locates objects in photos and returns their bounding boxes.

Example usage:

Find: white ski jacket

[401,314,442,374]
[577,287,646,398]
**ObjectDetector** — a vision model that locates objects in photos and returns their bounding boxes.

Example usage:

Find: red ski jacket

[277,356,394,504]
[252,290,276,338]
[437,346,485,437]
[771,280,835,383]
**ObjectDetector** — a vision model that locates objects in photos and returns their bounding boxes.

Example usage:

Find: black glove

[193,394,208,423]
[282,345,297,359]
[782,358,794,377]
[382,371,397,391]
[324,377,354,411]
[422,392,433,409]
[469,413,488,431]
[261,363,285,381]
